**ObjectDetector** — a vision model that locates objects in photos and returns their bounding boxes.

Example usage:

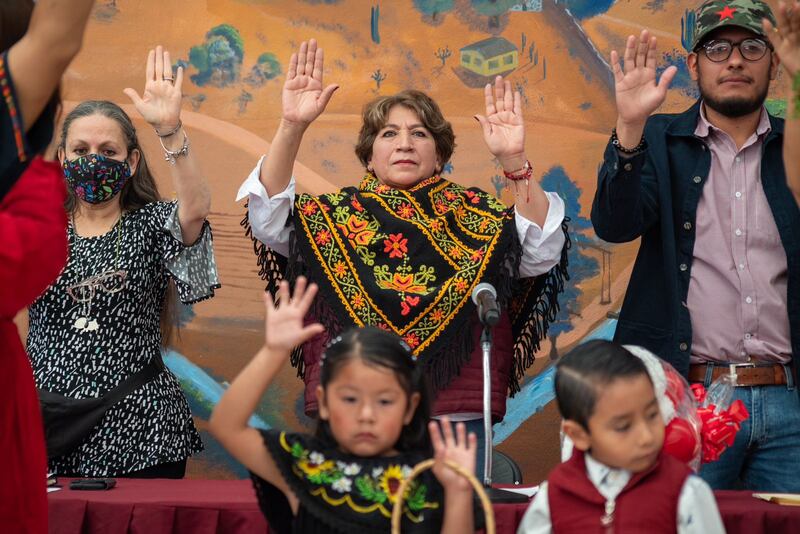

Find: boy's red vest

[548,449,691,534]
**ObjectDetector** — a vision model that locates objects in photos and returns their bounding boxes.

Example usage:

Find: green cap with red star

[691,0,777,51]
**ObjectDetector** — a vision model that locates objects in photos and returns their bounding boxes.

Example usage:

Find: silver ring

[163,77,174,83]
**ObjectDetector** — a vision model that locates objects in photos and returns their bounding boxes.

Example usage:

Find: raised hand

[612,30,677,128]
[263,277,325,352]
[123,46,183,133]
[764,1,800,76]
[429,417,477,492]
[282,39,339,128]
[475,76,525,166]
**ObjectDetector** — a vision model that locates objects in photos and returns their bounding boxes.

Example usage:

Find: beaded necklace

[66,214,127,333]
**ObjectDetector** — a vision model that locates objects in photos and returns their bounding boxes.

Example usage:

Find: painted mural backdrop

[44,0,788,481]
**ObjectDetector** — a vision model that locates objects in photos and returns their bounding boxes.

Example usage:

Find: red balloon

[664,367,687,405]
[663,418,700,464]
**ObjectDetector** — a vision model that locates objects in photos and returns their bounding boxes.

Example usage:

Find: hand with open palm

[124,46,183,133]
[612,30,677,140]
[429,417,478,493]
[282,39,339,129]
[263,277,325,354]
[475,76,525,167]
[764,1,800,77]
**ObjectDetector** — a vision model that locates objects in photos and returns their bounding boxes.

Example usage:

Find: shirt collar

[584,453,632,501]
[695,101,772,139]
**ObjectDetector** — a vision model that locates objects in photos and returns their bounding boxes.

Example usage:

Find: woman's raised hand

[123,46,183,133]
[474,76,525,166]
[263,277,325,353]
[282,39,339,128]
[611,30,677,128]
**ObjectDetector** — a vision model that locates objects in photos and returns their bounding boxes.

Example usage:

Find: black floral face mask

[63,154,131,204]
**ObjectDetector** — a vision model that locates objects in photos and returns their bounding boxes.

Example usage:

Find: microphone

[471,282,500,326]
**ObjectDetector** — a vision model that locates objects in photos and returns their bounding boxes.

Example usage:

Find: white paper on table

[499,485,538,498]
[47,487,62,493]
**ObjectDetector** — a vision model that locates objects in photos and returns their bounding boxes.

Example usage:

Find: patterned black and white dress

[27,200,220,476]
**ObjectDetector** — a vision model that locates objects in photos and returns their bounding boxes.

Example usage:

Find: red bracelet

[503,160,533,182]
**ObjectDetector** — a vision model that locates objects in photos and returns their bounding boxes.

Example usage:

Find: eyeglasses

[67,269,128,302]
[700,38,771,63]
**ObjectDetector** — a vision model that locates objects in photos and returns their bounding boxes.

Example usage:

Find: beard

[697,71,769,118]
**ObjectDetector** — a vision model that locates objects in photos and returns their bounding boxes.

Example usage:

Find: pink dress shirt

[687,105,791,364]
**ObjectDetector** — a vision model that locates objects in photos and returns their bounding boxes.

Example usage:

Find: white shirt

[517,454,725,534]
[236,155,567,277]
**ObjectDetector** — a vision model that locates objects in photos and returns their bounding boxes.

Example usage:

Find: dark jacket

[591,101,800,381]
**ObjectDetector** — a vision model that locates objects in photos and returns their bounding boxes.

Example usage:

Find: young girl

[517,340,725,534]
[210,277,479,533]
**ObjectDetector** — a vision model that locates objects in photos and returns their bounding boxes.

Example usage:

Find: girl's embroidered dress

[251,430,448,534]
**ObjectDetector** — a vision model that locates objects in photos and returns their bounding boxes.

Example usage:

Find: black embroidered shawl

[243,173,569,392]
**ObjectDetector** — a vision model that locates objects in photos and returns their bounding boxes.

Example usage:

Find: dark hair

[315,326,432,455]
[354,90,455,174]
[59,100,178,345]
[0,0,33,53]
[554,340,651,430]
[60,100,161,214]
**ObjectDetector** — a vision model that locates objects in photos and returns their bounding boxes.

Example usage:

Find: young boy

[517,340,725,534]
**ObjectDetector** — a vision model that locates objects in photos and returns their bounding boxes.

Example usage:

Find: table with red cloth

[48,479,800,534]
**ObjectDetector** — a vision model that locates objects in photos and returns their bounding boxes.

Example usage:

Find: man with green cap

[591,0,800,492]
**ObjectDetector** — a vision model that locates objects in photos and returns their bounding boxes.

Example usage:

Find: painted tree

[189,24,244,87]
[681,9,697,52]
[558,0,615,20]
[491,174,506,198]
[371,68,387,90]
[237,90,253,114]
[371,4,380,44]
[413,0,454,22]
[434,46,452,66]
[471,0,516,29]
[539,166,599,359]
[245,52,282,87]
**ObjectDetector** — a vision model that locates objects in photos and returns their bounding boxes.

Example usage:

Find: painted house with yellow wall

[460,37,518,77]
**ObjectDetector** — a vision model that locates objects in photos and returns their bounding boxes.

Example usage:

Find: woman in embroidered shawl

[240,39,568,475]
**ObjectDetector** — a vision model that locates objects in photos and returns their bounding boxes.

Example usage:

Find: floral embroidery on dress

[280,432,439,521]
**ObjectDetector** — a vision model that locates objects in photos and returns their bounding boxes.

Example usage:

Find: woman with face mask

[25,46,219,479]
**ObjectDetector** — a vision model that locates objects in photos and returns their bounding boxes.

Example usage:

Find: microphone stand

[480,319,530,504]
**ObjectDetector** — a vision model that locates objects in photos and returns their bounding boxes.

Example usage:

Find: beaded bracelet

[503,160,533,202]
[154,120,182,138]
[793,71,800,120]
[503,160,533,182]
[160,130,190,165]
[611,127,647,154]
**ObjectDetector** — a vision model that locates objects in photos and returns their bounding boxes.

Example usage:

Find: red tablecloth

[48,478,800,533]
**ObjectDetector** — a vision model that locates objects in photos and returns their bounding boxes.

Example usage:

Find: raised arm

[260,39,339,196]
[591,30,676,242]
[6,0,95,132]
[765,2,800,205]
[475,76,549,226]
[611,30,677,149]
[209,278,324,506]
[124,46,210,243]
[429,417,477,534]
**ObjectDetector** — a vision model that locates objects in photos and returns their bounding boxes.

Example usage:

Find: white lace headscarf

[560,344,674,462]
